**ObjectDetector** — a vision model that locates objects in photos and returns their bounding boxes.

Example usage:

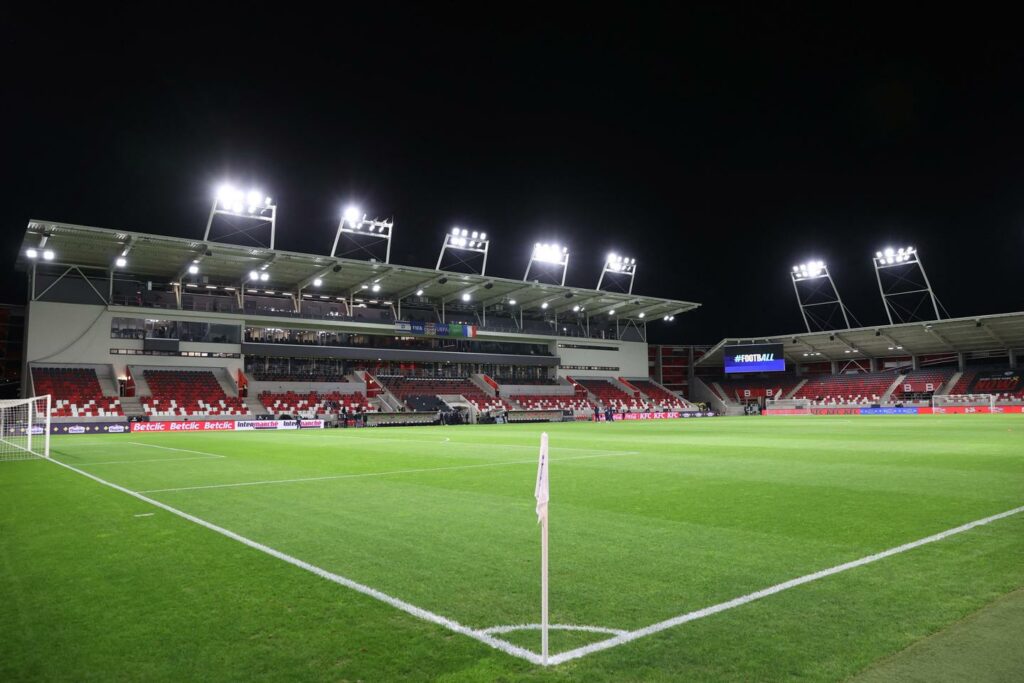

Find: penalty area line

[42,456,542,665]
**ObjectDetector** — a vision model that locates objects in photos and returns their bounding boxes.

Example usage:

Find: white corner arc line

[43,457,541,665]
[544,503,1024,666]
[481,623,628,637]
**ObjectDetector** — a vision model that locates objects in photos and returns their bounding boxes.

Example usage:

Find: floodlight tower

[872,246,946,324]
[331,205,394,262]
[524,242,570,286]
[205,184,277,248]
[597,252,637,293]
[436,227,490,274]
[790,260,855,333]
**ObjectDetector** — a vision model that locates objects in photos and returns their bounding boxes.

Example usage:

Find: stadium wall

[247,380,367,395]
[555,338,647,378]
[25,301,244,383]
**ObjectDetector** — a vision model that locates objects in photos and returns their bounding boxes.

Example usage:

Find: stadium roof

[17,220,699,322]
[698,311,1024,366]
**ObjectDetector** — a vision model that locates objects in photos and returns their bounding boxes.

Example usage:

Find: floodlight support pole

[872,261,895,326]
[872,252,944,324]
[332,216,393,262]
[791,275,814,333]
[597,262,637,293]
[790,266,853,332]
[827,273,852,329]
[916,259,942,321]
[436,235,490,275]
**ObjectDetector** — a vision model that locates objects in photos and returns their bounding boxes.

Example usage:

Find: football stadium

[2,198,1022,681]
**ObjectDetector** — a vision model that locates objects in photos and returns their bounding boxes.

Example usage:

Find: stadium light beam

[524,242,570,286]
[206,182,277,249]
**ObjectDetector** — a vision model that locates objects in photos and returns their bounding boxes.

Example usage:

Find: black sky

[3,5,1023,344]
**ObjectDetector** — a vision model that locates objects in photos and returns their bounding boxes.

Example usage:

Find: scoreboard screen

[724,343,785,373]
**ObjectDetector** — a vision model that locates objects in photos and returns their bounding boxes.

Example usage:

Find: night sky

[4,6,1023,344]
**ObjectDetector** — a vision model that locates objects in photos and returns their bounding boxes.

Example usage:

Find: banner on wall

[130,419,326,433]
[395,321,477,338]
[763,406,1024,416]
[7,422,129,436]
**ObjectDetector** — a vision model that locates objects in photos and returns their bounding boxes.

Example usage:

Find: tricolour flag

[535,432,549,523]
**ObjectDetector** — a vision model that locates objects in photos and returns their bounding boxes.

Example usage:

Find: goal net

[0,396,51,461]
[764,398,812,411]
[931,394,996,410]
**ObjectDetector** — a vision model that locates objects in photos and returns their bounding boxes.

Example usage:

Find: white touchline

[44,457,543,666]
[137,450,640,494]
[42,455,1024,668]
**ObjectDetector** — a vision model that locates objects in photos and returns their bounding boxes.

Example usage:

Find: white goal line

[42,456,1024,667]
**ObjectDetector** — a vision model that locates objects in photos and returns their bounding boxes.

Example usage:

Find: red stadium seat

[31,367,124,417]
[141,370,250,417]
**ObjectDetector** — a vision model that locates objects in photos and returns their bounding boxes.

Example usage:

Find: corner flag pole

[535,432,550,664]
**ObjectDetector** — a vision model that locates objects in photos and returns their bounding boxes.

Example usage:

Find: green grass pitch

[2,416,1022,681]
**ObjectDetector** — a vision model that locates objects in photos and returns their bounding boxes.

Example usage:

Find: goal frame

[931,393,996,410]
[0,395,51,460]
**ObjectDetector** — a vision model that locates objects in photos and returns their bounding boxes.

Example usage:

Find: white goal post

[0,395,51,461]
[931,394,996,410]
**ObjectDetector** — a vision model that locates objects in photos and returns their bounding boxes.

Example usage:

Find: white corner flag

[535,432,550,663]
[535,432,549,524]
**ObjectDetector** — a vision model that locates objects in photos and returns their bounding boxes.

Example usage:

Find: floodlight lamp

[260,272,269,282]
[217,184,234,202]
[343,205,362,225]
[508,299,516,305]
[461,293,471,302]
[471,231,479,239]
[188,264,199,274]
[452,227,460,235]
[607,252,617,263]
[115,257,127,268]
[461,229,468,236]
[480,232,487,240]
[26,248,38,259]
[541,302,549,309]
[638,312,645,318]
[43,249,55,261]
[609,309,616,316]
[372,284,381,292]
[876,251,883,258]
[313,278,323,287]
[884,247,895,257]
[415,289,424,296]
[249,270,259,280]
[572,305,580,312]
